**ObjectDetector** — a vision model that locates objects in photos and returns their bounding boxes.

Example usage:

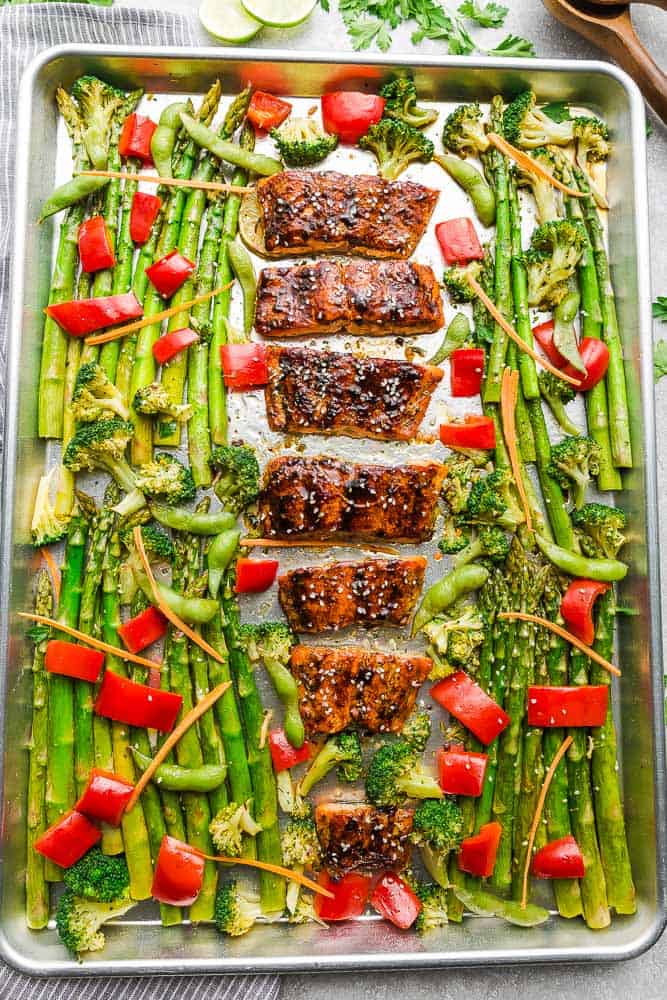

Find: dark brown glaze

[255,170,439,258]
[289,645,432,736]
[264,345,443,442]
[315,803,414,877]
[278,557,427,633]
[258,455,445,542]
[254,259,443,337]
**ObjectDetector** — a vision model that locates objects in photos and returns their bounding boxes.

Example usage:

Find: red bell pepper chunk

[370,872,422,930]
[76,769,134,828]
[152,327,199,365]
[436,218,484,266]
[321,91,386,145]
[268,728,311,772]
[450,348,485,397]
[439,415,496,451]
[234,558,279,594]
[221,343,269,390]
[532,319,567,368]
[437,746,488,797]
[118,605,168,654]
[527,685,608,728]
[130,192,162,245]
[314,870,372,921]
[151,835,205,907]
[563,337,610,392]
[531,835,585,879]
[560,578,610,646]
[247,91,293,131]
[45,639,104,683]
[431,671,510,746]
[78,215,115,273]
[45,292,143,337]
[119,113,157,163]
[146,249,195,299]
[457,821,502,878]
[94,669,182,733]
[33,810,102,868]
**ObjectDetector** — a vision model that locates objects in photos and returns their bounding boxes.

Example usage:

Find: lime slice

[241,0,317,28]
[199,0,262,43]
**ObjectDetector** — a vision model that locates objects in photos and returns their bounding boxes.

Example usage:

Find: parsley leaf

[486,33,535,57]
[653,340,667,383]
[541,101,571,124]
[457,0,508,27]
[652,296,667,322]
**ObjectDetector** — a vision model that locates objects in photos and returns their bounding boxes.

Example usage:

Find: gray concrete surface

[128,1,667,995]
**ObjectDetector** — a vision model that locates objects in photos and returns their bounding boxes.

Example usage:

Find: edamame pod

[131,749,226,792]
[535,533,627,582]
[151,101,191,179]
[435,153,496,227]
[412,563,489,634]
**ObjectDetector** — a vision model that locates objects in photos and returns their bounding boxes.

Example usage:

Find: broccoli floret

[71,363,130,423]
[359,118,434,181]
[414,881,449,934]
[366,740,442,807]
[132,383,193,423]
[209,445,260,515]
[548,435,601,509]
[56,889,134,957]
[422,609,485,678]
[63,417,138,498]
[464,468,524,530]
[242,621,294,672]
[411,798,464,889]
[270,117,338,167]
[401,710,432,753]
[443,260,483,303]
[441,456,481,515]
[442,103,489,157]
[524,220,586,309]
[214,879,262,938]
[454,526,511,568]
[299,732,363,797]
[119,523,175,604]
[503,91,575,149]
[571,502,626,559]
[209,801,262,857]
[63,848,129,903]
[380,78,438,129]
[287,892,327,926]
[281,815,321,870]
[438,519,472,555]
[133,453,195,507]
[538,370,579,436]
[573,116,610,165]
[31,467,70,546]
[71,75,124,170]
[513,146,561,224]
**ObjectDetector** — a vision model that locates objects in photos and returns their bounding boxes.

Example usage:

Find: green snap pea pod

[535,534,628,583]
[150,504,236,535]
[427,312,471,365]
[553,283,585,373]
[263,659,304,750]
[452,887,549,928]
[134,569,219,624]
[131,749,226,792]
[40,174,110,222]
[435,154,496,228]
[208,529,241,599]
[228,241,257,335]
[151,101,191,179]
[412,563,489,635]
[179,113,282,176]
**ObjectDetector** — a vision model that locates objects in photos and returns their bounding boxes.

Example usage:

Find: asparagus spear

[508,176,540,401]
[26,572,53,928]
[483,97,512,404]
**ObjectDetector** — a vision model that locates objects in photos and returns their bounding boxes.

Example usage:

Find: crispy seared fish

[255,170,438,258]
[254,259,443,337]
[315,803,414,877]
[258,455,445,543]
[264,346,443,443]
[278,557,427,633]
[289,645,431,735]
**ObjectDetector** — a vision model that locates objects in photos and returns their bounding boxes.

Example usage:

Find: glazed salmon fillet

[315,803,414,876]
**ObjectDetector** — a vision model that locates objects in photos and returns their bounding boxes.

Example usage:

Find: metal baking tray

[1,44,665,976]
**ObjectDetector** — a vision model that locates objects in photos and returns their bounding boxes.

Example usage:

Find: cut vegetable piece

[45,640,104,682]
[152,835,205,907]
[199,0,262,43]
[321,92,386,144]
[531,835,585,879]
[221,343,269,390]
[527,685,608,728]
[33,810,101,868]
[450,348,484,397]
[119,114,157,163]
[247,91,293,131]
[370,872,421,930]
[500,367,533,532]
[436,218,484,266]
[234,558,279,593]
[439,415,495,450]
[153,327,199,365]
[314,870,371,920]
[242,0,316,28]
[75,769,134,827]
[118,606,168,654]
[46,293,143,337]
[560,579,609,646]
[268,729,312,772]
[437,747,488,797]
[431,671,509,745]
[458,822,502,878]
[95,670,182,733]
[130,192,162,245]
[18,612,161,671]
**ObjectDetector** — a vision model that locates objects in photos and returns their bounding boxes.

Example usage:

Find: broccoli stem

[483,97,512,404]
[508,176,540,401]
[26,572,53,929]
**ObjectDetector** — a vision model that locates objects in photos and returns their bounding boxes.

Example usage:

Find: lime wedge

[241,0,317,28]
[199,0,263,43]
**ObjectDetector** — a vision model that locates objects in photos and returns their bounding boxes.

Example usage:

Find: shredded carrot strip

[467,276,581,387]
[487,134,585,198]
[133,526,225,666]
[241,538,401,556]
[194,850,334,898]
[520,734,573,908]
[40,549,61,605]
[500,368,533,533]
[83,281,234,346]
[499,611,621,677]
[75,169,252,196]
[17,612,161,669]
[125,681,231,813]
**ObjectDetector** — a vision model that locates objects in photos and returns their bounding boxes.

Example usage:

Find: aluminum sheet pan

[0,45,665,976]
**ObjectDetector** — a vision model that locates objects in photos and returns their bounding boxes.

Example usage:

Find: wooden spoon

[542,0,667,121]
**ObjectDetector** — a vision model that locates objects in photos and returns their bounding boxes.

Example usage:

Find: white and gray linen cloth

[0,5,279,998]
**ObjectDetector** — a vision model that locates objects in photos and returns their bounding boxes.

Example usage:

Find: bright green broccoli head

[299,731,363,797]
[442,102,489,157]
[422,608,485,679]
[71,75,125,168]
[477,526,511,562]
[56,888,134,956]
[71,363,130,423]
[548,435,601,509]
[63,418,137,495]
[464,468,524,530]
[438,518,472,555]
[359,117,434,181]
[443,260,483,303]
[503,90,575,149]
[573,116,610,163]
[412,797,464,853]
[441,457,480,515]
[132,523,175,563]
[241,621,294,669]
[209,801,262,857]
[214,880,262,938]
[513,146,561,224]
[209,445,260,516]
[31,467,70,547]
[401,710,432,753]
[571,502,626,559]
[281,815,321,870]
[270,117,338,167]
[524,219,586,309]
[414,881,449,934]
[132,383,193,423]
[63,848,129,902]
[380,78,438,129]
[134,453,195,505]
[366,740,442,807]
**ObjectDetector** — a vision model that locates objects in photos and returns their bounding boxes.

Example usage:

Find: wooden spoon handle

[608,15,667,121]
